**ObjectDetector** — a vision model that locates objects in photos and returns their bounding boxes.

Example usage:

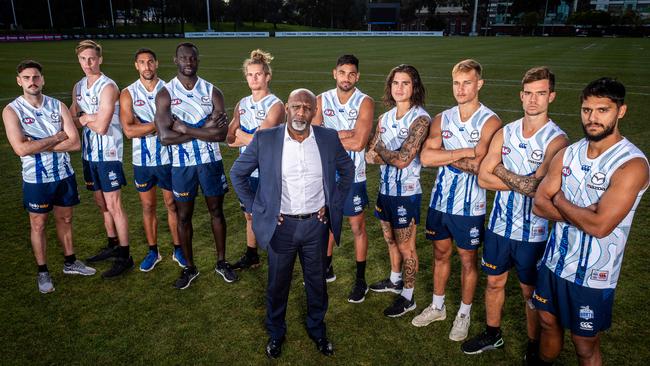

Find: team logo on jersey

[442,130,453,139]
[201,96,210,103]
[590,269,609,281]
[238,109,246,115]
[186,93,193,98]
[348,109,358,118]
[519,142,527,149]
[50,112,60,122]
[502,146,511,155]
[561,166,572,176]
[171,98,182,105]
[469,130,480,141]
[23,117,35,124]
[256,110,266,118]
[591,172,606,186]
[579,306,594,320]
[324,109,335,117]
[398,128,408,138]
[134,100,146,107]
[473,201,486,215]
[532,226,546,237]
[147,95,155,100]
[397,206,407,217]
[379,127,386,133]
[530,150,543,162]
[469,226,480,238]
[76,94,82,101]
[581,164,591,172]
[35,111,43,117]
[91,96,98,105]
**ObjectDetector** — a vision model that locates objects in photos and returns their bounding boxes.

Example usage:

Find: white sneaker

[411,303,446,327]
[63,260,97,276]
[37,272,55,293]
[449,313,471,341]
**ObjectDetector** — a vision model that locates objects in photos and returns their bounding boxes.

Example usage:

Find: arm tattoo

[493,163,541,197]
[403,258,417,289]
[451,158,478,174]
[375,117,429,166]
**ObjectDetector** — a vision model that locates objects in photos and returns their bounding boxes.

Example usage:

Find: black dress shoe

[314,337,334,356]
[265,337,284,359]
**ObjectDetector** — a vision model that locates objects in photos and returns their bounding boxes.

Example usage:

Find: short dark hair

[336,54,359,69]
[522,66,555,92]
[383,64,426,108]
[16,60,42,74]
[175,42,199,56]
[580,77,626,107]
[134,48,157,61]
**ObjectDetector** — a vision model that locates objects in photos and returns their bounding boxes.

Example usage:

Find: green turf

[0,37,648,365]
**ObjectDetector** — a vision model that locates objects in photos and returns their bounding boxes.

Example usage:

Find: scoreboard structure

[367,2,400,30]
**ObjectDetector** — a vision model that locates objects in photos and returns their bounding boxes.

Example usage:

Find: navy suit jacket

[230,124,354,251]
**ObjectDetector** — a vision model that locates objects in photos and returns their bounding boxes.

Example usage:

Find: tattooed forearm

[493,163,541,197]
[366,130,386,164]
[451,157,478,174]
[374,117,430,167]
[403,258,417,289]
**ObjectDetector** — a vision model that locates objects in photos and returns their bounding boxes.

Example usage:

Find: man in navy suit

[231,88,354,358]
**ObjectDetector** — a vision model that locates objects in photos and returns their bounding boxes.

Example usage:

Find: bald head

[286,88,316,136]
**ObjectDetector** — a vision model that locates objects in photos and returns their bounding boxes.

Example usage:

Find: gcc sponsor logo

[441,130,453,139]
[171,98,182,105]
[502,146,511,155]
[561,166,572,177]
[186,93,193,98]
[23,117,35,124]
[134,99,146,107]
[519,142,527,149]
[324,109,335,117]
[579,322,593,331]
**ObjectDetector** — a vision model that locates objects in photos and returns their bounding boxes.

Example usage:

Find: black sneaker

[369,278,403,294]
[523,340,540,365]
[326,265,336,283]
[347,280,369,303]
[101,256,134,279]
[232,253,260,270]
[215,261,239,283]
[461,329,504,354]
[383,295,416,317]
[174,266,200,290]
[86,245,119,263]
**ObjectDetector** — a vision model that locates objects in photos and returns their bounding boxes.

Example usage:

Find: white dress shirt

[280,125,325,215]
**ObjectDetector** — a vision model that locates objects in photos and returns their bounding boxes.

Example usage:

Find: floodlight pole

[542,0,549,35]
[80,0,86,29]
[470,0,479,36]
[10,0,17,29]
[109,0,115,29]
[47,0,54,28]
[206,0,212,31]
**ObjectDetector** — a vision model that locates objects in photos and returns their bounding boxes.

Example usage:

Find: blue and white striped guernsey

[164,76,222,167]
[237,93,282,178]
[74,74,123,162]
[430,104,497,216]
[488,118,566,242]
[378,105,430,197]
[125,79,171,167]
[542,138,648,289]
[321,88,369,183]
[8,95,73,184]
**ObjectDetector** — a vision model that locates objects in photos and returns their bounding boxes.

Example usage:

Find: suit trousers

[265,215,329,340]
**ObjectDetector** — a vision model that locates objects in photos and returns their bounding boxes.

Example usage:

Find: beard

[291,120,307,131]
[582,121,616,142]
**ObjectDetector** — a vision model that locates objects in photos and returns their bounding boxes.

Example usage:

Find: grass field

[0,37,649,365]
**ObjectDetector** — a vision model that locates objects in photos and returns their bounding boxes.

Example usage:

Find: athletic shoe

[523,340,540,365]
[139,250,162,272]
[101,256,134,279]
[174,266,200,289]
[461,329,504,354]
[449,313,471,341]
[172,247,187,268]
[347,280,369,303]
[215,261,238,283]
[326,265,336,283]
[383,295,416,317]
[232,252,260,270]
[369,278,403,294]
[63,260,97,276]
[411,303,447,327]
[86,245,118,263]
[37,272,55,294]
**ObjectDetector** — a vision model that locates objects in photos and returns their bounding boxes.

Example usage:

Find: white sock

[401,287,414,300]
[459,302,472,317]
[432,294,445,310]
[390,271,402,284]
